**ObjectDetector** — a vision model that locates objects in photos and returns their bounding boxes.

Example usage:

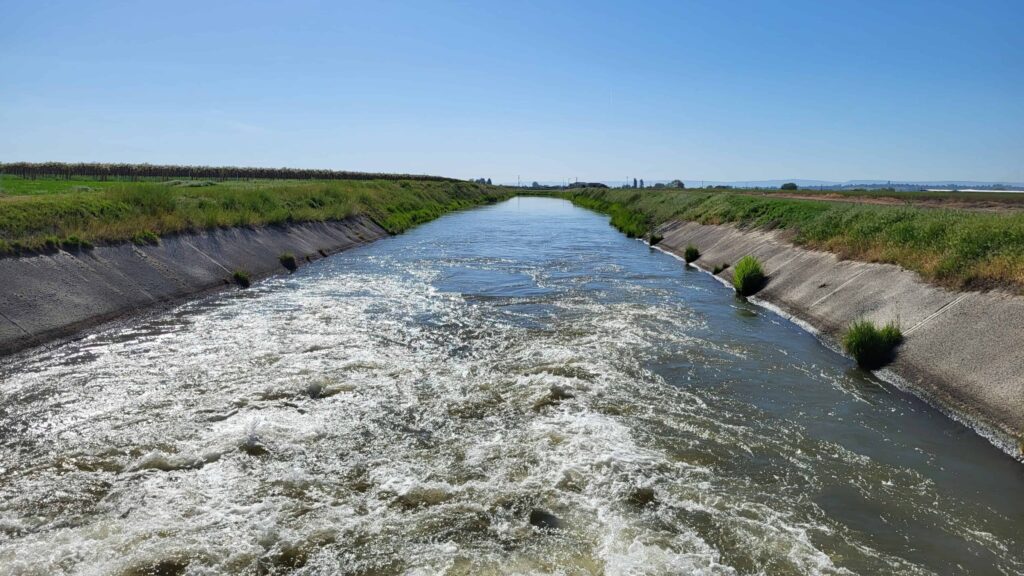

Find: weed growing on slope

[279,252,298,272]
[732,256,766,296]
[232,270,252,289]
[843,320,903,369]
[684,245,700,263]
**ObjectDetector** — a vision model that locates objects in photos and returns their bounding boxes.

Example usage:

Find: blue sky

[2,0,1022,183]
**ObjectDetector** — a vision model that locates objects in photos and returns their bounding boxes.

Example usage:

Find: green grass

[843,320,903,369]
[232,270,252,289]
[0,178,509,254]
[279,252,298,272]
[132,230,160,246]
[732,255,766,296]
[758,186,1024,205]
[0,176,127,196]
[559,188,1024,292]
[683,245,700,263]
[60,235,93,251]
[566,192,651,238]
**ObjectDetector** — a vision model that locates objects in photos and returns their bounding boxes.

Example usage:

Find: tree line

[0,162,460,182]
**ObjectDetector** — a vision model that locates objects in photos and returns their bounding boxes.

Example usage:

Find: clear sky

[2,0,1022,184]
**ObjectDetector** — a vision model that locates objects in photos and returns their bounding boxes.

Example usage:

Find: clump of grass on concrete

[732,255,766,296]
[684,245,700,263]
[843,320,903,369]
[712,262,730,274]
[649,232,663,245]
[279,252,298,272]
[232,269,252,289]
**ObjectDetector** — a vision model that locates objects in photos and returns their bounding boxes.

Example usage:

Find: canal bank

[656,219,1024,461]
[0,217,388,355]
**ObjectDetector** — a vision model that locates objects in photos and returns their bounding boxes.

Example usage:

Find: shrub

[279,252,298,272]
[232,269,252,288]
[684,245,700,263]
[781,182,798,190]
[732,255,766,296]
[843,320,903,369]
[712,262,730,274]
[43,236,60,252]
[649,233,663,245]
[132,230,160,246]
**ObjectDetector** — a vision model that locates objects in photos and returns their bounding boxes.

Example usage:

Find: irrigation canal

[1,197,1021,574]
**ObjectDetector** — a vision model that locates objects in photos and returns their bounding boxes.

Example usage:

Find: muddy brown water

[1,197,1022,575]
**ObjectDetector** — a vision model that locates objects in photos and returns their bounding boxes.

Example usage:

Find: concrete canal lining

[0,217,387,356]
[657,220,1024,461]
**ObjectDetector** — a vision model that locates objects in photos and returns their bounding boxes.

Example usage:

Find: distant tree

[633,178,638,189]
[640,179,645,189]
[781,182,798,190]
[653,182,665,189]
[486,178,492,185]
[668,179,685,189]
[531,181,540,188]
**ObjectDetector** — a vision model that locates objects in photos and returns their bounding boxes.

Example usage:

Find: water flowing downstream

[1,197,1021,575]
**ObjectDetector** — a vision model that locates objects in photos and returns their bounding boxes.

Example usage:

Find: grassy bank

[562,188,1024,292]
[0,177,508,254]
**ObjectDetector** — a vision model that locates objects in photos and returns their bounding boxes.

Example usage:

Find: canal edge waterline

[653,221,1024,463]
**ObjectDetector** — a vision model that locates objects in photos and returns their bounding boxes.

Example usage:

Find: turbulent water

[1,197,1022,575]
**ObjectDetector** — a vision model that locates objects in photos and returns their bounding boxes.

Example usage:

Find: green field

[0,177,508,253]
[562,188,1024,292]
[0,175,129,196]
[751,186,1024,205]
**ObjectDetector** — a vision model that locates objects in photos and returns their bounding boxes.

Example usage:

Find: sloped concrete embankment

[657,220,1024,460]
[0,217,387,355]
